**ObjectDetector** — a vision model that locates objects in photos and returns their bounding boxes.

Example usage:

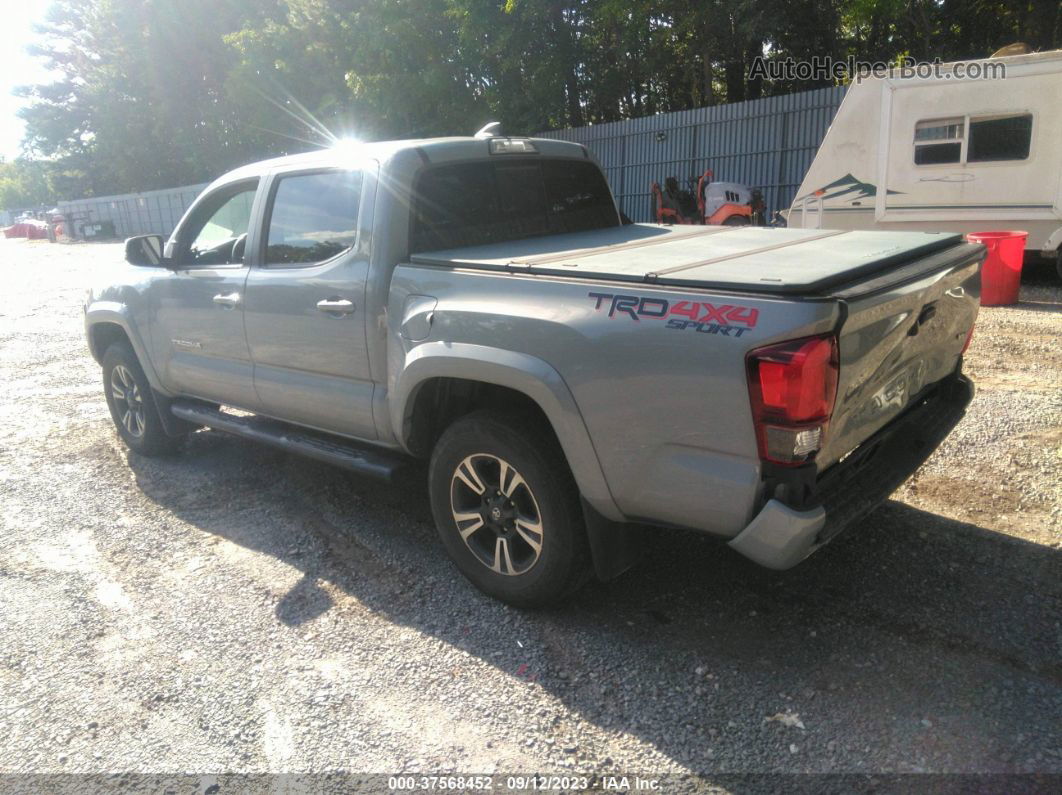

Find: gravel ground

[0,238,1059,785]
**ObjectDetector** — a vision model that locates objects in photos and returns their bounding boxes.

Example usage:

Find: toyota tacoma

[84,133,982,606]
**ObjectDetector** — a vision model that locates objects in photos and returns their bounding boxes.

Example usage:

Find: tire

[722,214,749,226]
[101,341,182,456]
[428,410,589,607]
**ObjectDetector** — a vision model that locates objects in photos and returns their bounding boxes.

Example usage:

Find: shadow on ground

[126,429,1062,774]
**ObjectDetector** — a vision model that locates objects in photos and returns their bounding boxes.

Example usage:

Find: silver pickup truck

[84,134,983,606]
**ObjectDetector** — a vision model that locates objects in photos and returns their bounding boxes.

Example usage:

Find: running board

[170,400,407,482]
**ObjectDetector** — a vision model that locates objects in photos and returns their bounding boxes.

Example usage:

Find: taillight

[746,334,839,466]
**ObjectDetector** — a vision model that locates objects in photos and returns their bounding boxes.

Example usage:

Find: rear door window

[410,158,617,252]
[264,170,362,266]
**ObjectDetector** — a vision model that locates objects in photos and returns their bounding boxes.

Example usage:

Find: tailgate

[817,241,983,469]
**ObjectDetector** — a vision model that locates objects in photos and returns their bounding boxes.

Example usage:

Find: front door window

[177,183,258,266]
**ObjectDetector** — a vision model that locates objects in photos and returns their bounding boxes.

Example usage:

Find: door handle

[317,298,355,316]
[213,292,241,308]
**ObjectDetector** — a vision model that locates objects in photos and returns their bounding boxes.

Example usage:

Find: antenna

[474,122,502,139]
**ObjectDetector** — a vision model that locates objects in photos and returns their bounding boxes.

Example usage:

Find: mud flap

[581,498,644,581]
[151,389,199,437]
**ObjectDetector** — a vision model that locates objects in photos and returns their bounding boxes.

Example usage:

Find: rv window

[968,114,1032,162]
[914,118,963,165]
[914,119,964,142]
[914,143,961,165]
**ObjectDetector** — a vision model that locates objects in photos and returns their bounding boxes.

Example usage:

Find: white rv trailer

[787,49,1062,274]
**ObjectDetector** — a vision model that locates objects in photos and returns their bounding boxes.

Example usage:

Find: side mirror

[125,234,166,267]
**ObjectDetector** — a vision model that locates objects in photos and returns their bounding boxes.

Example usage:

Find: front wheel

[102,341,182,456]
[428,410,589,607]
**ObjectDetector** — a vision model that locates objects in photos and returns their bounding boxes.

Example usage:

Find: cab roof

[214,136,591,185]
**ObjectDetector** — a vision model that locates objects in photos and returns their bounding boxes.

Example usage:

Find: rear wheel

[429,410,589,607]
[722,214,750,226]
[102,341,182,456]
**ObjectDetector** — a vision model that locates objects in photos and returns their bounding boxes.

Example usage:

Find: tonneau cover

[409,224,965,295]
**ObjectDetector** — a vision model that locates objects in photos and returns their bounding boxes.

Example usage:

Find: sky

[0,0,57,160]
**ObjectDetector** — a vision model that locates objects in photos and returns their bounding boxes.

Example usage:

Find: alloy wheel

[110,365,145,438]
[449,453,544,576]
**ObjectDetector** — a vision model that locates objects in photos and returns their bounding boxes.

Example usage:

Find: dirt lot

[0,238,1059,784]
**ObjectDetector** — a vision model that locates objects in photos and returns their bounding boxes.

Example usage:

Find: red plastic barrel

[966,230,1027,306]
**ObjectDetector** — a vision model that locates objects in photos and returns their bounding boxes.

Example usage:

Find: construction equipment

[652,168,765,226]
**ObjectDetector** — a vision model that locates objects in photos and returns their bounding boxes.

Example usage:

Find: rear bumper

[728,372,974,569]
[727,499,826,570]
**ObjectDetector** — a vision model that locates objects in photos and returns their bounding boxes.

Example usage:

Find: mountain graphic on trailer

[801,173,902,203]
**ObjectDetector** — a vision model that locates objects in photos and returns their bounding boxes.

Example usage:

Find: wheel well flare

[405,378,556,458]
[89,322,131,364]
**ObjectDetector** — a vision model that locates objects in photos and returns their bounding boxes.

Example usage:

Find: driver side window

[177,181,258,266]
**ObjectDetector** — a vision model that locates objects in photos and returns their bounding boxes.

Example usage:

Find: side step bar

[170,400,407,482]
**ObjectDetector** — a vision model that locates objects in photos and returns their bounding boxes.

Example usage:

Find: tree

[0,159,53,209]
[11,0,1060,203]
[18,0,280,196]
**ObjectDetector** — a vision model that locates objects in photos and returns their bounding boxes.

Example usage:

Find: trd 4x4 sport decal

[588,291,759,338]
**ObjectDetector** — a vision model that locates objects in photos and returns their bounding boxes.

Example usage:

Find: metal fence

[538,85,847,222]
[57,182,208,239]
[45,85,845,238]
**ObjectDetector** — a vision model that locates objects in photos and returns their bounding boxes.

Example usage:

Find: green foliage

[18,0,282,198]
[10,0,1061,203]
[0,159,54,209]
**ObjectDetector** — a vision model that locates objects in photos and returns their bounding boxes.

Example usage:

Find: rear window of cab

[409,158,618,253]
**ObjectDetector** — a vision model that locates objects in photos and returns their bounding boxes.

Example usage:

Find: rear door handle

[213,292,240,308]
[317,298,355,316]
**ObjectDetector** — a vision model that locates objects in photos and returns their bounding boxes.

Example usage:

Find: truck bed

[410,224,968,295]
